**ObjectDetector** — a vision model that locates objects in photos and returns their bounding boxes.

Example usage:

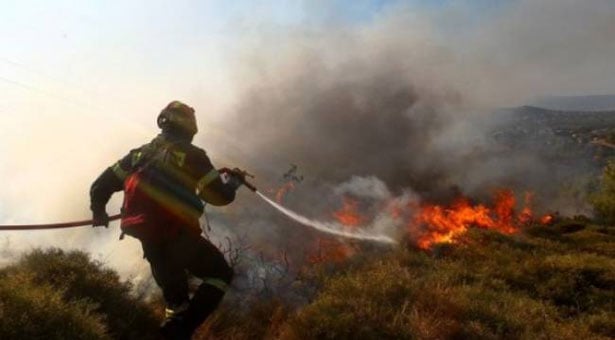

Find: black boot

[182,283,226,335]
[160,301,191,340]
[160,318,191,340]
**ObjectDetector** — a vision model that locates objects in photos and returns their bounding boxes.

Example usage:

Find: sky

[0,0,511,102]
[0,0,614,278]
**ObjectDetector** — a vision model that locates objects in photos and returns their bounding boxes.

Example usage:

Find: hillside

[284,224,615,339]
[491,106,615,167]
[1,221,613,339]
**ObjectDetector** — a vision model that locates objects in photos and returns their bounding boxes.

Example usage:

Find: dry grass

[285,225,614,340]
[1,222,612,339]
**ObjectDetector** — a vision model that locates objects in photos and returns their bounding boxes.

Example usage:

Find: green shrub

[0,271,108,339]
[0,248,159,339]
[1,225,613,340]
[591,160,615,224]
[287,228,614,339]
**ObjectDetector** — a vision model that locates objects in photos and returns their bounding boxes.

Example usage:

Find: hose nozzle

[220,167,257,192]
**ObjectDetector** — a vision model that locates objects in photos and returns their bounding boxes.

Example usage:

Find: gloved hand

[226,173,244,191]
[92,209,109,228]
[218,167,244,190]
[218,167,256,191]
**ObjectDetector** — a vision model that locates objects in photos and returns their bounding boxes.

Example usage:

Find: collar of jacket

[159,131,193,144]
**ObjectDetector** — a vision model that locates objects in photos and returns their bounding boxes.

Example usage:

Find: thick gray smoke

[227,58,460,198]
[202,0,615,264]
[211,0,614,201]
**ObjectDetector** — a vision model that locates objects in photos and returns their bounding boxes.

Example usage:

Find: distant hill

[531,95,615,111]
[490,106,615,170]
[497,105,615,130]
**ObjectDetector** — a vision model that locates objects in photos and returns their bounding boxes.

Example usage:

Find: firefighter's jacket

[90,133,235,241]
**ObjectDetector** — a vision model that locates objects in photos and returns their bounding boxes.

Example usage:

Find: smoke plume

[213,0,613,205]
[201,0,615,267]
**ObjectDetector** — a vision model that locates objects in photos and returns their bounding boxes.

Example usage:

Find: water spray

[256,191,397,244]
[225,169,396,245]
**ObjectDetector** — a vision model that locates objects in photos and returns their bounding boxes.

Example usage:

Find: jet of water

[256,191,397,244]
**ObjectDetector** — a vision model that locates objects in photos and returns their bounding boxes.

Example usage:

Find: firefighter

[90,101,243,339]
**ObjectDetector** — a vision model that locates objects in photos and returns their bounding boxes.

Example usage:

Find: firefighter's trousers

[142,230,233,325]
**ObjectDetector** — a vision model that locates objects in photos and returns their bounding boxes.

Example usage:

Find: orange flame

[309,189,548,264]
[275,181,295,203]
[332,197,364,227]
[539,214,554,225]
[308,197,365,264]
[518,192,534,225]
[411,189,526,249]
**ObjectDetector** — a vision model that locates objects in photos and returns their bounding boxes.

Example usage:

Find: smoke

[334,176,391,201]
[198,0,615,271]
[213,0,615,206]
[1,0,614,287]
[0,100,153,279]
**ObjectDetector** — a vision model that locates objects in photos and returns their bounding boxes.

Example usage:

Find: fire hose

[0,170,396,244]
[0,168,255,231]
[0,214,122,231]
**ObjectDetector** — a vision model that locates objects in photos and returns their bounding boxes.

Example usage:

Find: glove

[92,209,109,228]
[218,167,244,190]
[218,167,256,191]
[226,173,243,191]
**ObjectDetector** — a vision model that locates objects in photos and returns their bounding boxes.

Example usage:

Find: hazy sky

[0,0,512,111]
[0,0,516,218]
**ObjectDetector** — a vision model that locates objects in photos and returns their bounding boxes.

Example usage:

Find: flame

[332,197,363,227]
[308,196,364,263]
[410,189,526,249]
[539,214,554,225]
[517,192,534,225]
[307,188,550,263]
[275,181,295,203]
